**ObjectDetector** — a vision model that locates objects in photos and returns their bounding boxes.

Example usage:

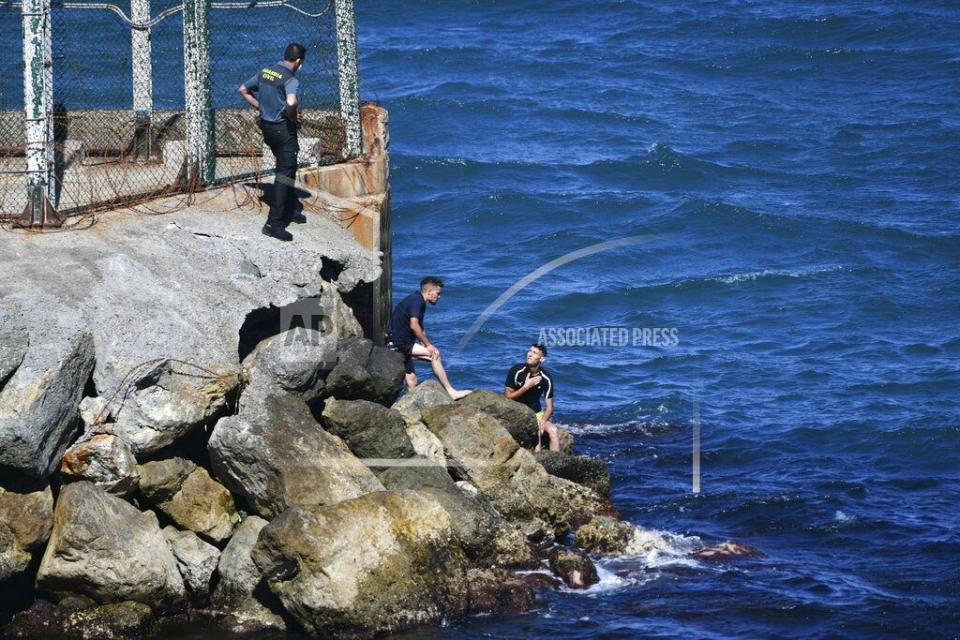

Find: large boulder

[139,459,239,543]
[0,485,54,550]
[0,324,95,480]
[162,527,220,603]
[572,516,635,555]
[421,405,610,536]
[391,380,453,425]
[404,421,447,467]
[322,338,404,406]
[241,328,336,401]
[36,482,186,607]
[320,398,416,463]
[211,515,286,631]
[535,451,612,499]
[459,391,540,448]
[109,359,239,455]
[60,434,140,496]
[208,390,383,519]
[252,491,469,637]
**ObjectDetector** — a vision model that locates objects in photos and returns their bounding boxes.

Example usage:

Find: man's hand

[524,375,542,389]
[427,345,441,361]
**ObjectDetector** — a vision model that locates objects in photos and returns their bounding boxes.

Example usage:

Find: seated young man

[386,276,471,400]
[503,343,558,452]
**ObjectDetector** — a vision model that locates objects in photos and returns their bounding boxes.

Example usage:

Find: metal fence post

[18,0,60,227]
[131,0,155,159]
[334,0,361,159]
[182,0,214,185]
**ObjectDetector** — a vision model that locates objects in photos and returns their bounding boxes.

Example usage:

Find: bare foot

[449,389,473,400]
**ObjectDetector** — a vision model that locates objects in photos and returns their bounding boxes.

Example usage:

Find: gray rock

[0,485,54,550]
[404,420,447,467]
[138,458,197,502]
[459,390,540,448]
[78,396,110,432]
[208,390,383,519]
[572,516,635,555]
[162,527,220,602]
[0,322,28,390]
[320,398,416,463]
[110,359,239,455]
[547,547,599,589]
[0,324,95,480]
[252,490,469,637]
[141,463,239,543]
[323,338,404,406]
[211,515,286,630]
[241,328,336,400]
[535,451,612,499]
[4,599,155,640]
[421,405,610,536]
[60,434,139,496]
[376,462,458,492]
[36,482,186,607]
[0,520,31,581]
[391,380,452,424]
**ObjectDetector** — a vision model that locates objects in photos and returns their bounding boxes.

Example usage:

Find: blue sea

[360,1,960,639]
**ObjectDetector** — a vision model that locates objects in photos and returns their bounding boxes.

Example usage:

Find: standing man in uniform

[504,343,558,452]
[239,42,308,242]
[386,276,471,400]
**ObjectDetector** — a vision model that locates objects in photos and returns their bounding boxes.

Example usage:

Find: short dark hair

[531,343,547,357]
[284,43,306,61]
[420,276,444,290]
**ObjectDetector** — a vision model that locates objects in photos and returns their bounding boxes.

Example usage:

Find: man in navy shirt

[504,343,558,452]
[387,276,471,400]
[239,42,307,242]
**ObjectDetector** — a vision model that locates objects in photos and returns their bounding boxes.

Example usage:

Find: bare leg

[411,343,471,400]
[405,372,418,392]
[540,420,560,452]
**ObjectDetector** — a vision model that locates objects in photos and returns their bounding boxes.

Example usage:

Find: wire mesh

[0,0,350,222]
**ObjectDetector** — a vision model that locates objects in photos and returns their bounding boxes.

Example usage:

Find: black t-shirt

[505,364,554,412]
[388,291,426,345]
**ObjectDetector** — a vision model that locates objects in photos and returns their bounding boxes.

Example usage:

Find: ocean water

[357,1,960,638]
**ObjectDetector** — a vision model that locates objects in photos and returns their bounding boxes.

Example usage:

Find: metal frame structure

[6,0,361,227]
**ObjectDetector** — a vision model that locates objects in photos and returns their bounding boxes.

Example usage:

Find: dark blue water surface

[357,1,960,638]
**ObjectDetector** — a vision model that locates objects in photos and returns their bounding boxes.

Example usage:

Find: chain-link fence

[0,0,359,225]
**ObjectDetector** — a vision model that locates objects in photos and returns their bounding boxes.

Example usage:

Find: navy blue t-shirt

[388,291,426,345]
[242,62,300,124]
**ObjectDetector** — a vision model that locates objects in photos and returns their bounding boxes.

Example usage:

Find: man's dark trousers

[261,120,299,228]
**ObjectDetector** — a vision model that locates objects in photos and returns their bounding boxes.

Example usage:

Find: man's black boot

[262,224,293,241]
[289,211,307,224]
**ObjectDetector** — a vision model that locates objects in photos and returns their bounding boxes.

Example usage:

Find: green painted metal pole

[21,0,54,222]
[334,0,361,159]
[182,0,214,185]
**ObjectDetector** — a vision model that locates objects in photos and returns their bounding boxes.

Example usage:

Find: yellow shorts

[535,411,544,421]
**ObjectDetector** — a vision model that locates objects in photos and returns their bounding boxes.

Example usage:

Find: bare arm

[409,318,432,350]
[540,397,554,423]
[285,93,300,124]
[238,85,259,110]
[504,375,540,401]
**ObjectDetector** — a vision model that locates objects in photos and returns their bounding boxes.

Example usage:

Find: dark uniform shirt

[505,364,554,412]
[242,62,300,124]
[388,291,426,346]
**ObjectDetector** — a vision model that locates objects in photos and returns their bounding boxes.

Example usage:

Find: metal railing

[0,0,361,227]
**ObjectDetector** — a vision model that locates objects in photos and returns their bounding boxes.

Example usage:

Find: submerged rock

[60,434,139,496]
[36,482,186,607]
[536,451,612,499]
[548,547,599,589]
[252,490,469,638]
[4,599,154,640]
[466,568,534,615]
[693,540,764,561]
[208,390,383,519]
